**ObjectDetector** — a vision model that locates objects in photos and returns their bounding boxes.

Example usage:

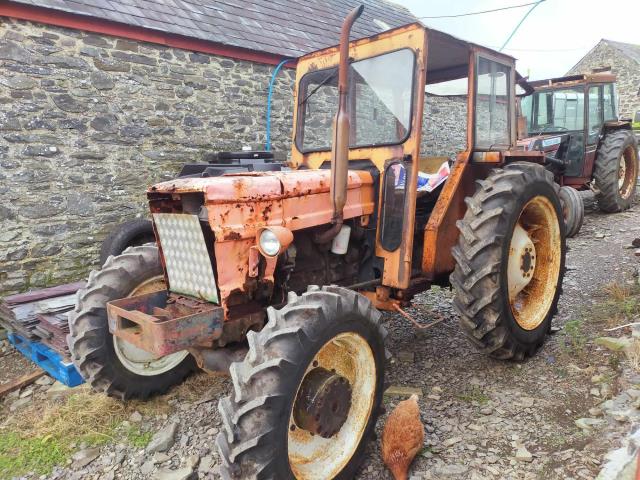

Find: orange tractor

[69,7,567,478]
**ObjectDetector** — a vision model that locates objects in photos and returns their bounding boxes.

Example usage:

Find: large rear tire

[99,218,155,266]
[68,245,195,399]
[216,286,386,480]
[451,162,566,360]
[594,129,638,213]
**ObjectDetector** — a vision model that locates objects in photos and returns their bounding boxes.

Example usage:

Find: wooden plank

[0,369,45,398]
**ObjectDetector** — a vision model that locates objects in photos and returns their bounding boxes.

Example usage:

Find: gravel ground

[0,338,39,388]
[3,191,640,480]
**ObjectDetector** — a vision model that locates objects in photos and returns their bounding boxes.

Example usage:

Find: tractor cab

[518,74,622,184]
[291,21,530,289]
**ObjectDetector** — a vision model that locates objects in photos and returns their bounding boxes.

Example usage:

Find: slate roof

[604,39,640,65]
[10,0,417,58]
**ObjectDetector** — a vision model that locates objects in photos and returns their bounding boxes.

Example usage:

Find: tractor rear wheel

[99,218,155,266]
[594,129,639,213]
[68,245,195,399]
[216,286,386,480]
[451,162,566,360]
[559,186,584,238]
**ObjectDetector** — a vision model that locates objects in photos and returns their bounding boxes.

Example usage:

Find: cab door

[422,49,517,281]
[584,84,603,176]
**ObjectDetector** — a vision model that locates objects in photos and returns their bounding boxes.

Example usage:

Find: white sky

[396,0,640,81]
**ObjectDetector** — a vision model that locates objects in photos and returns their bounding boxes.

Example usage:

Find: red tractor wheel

[594,130,639,213]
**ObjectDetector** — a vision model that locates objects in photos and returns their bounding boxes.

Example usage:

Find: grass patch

[0,432,67,477]
[457,385,490,405]
[561,318,587,356]
[171,371,228,402]
[125,425,153,449]
[0,372,225,477]
[0,393,117,476]
[592,282,640,328]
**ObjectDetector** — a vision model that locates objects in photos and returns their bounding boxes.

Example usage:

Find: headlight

[259,229,281,256]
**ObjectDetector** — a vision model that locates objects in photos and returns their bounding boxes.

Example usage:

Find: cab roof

[298,22,517,85]
[529,73,617,89]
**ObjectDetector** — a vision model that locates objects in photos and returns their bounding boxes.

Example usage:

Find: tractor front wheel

[451,162,566,360]
[68,245,195,399]
[216,286,386,479]
[594,129,639,213]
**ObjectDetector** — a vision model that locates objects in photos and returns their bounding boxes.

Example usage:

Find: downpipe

[314,4,364,244]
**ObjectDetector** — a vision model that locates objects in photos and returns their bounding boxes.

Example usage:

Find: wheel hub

[293,367,352,438]
[508,223,536,300]
[521,249,534,274]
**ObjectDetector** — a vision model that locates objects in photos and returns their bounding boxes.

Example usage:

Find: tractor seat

[418,156,449,174]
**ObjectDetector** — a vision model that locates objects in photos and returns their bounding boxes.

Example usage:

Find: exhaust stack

[315,4,364,244]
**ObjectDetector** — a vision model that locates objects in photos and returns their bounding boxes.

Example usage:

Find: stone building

[567,39,640,119]
[0,0,417,294]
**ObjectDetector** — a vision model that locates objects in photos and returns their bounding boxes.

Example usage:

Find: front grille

[153,213,219,303]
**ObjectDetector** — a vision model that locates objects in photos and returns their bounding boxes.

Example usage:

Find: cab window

[296,49,415,152]
[603,83,618,121]
[475,57,511,149]
[587,85,603,144]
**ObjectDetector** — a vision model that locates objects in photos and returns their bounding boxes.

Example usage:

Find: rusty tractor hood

[148,169,375,315]
[150,169,369,201]
[148,169,375,240]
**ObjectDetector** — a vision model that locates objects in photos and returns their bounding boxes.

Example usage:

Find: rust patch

[107,291,223,356]
[262,203,273,221]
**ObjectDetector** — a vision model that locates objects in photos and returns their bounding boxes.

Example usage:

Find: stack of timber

[0,282,85,360]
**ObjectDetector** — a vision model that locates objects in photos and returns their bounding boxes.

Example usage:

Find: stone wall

[0,17,468,295]
[0,17,295,295]
[567,41,640,119]
[422,94,467,159]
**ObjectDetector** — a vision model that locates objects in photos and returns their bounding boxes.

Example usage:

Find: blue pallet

[8,333,85,387]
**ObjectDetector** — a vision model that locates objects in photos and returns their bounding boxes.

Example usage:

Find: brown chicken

[381,394,425,480]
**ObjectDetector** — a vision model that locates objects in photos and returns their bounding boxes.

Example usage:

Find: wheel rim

[618,145,638,199]
[507,196,562,331]
[112,276,190,376]
[288,332,376,480]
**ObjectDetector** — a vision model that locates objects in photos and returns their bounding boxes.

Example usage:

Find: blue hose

[266,58,293,151]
